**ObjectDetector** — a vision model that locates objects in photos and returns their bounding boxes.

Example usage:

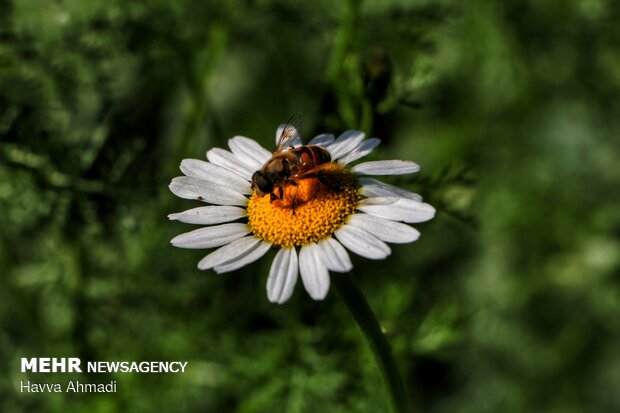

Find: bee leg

[270,187,285,203]
[290,180,299,215]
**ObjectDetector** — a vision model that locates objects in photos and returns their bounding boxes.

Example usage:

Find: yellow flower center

[247,163,361,248]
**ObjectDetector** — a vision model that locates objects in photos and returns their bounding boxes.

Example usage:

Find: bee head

[251,170,273,196]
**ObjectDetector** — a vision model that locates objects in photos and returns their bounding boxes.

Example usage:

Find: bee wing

[275,113,303,152]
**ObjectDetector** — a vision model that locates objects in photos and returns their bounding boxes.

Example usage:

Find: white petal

[352,160,420,175]
[334,225,391,260]
[348,214,420,243]
[227,150,261,171]
[317,238,352,272]
[308,133,335,147]
[198,236,261,270]
[206,148,254,180]
[275,124,302,147]
[267,247,299,304]
[180,159,251,194]
[327,130,365,160]
[338,138,381,165]
[299,244,330,300]
[358,197,435,223]
[228,136,272,164]
[168,206,246,225]
[170,223,249,249]
[169,176,248,206]
[214,241,271,273]
[359,196,400,205]
[360,178,422,201]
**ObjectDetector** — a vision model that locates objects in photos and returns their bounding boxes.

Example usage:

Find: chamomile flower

[168,125,435,304]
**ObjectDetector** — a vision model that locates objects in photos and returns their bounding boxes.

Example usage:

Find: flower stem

[333,273,412,413]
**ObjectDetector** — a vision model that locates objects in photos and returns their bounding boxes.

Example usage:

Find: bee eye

[260,180,273,193]
[252,171,272,194]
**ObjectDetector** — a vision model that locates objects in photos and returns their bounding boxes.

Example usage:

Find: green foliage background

[2,0,620,412]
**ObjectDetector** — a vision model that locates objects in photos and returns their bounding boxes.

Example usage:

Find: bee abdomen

[292,145,332,169]
[308,145,331,164]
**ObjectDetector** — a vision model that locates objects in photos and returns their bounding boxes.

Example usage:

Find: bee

[251,114,332,210]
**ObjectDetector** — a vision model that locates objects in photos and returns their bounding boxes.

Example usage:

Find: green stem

[333,273,412,413]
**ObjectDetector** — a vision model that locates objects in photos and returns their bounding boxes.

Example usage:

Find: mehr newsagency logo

[19,357,188,393]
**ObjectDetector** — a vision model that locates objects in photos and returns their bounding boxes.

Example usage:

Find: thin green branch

[333,272,412,413]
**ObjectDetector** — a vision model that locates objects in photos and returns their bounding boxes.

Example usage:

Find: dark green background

[2,0,620,412]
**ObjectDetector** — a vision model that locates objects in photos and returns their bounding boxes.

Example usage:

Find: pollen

[247,163,361,248]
